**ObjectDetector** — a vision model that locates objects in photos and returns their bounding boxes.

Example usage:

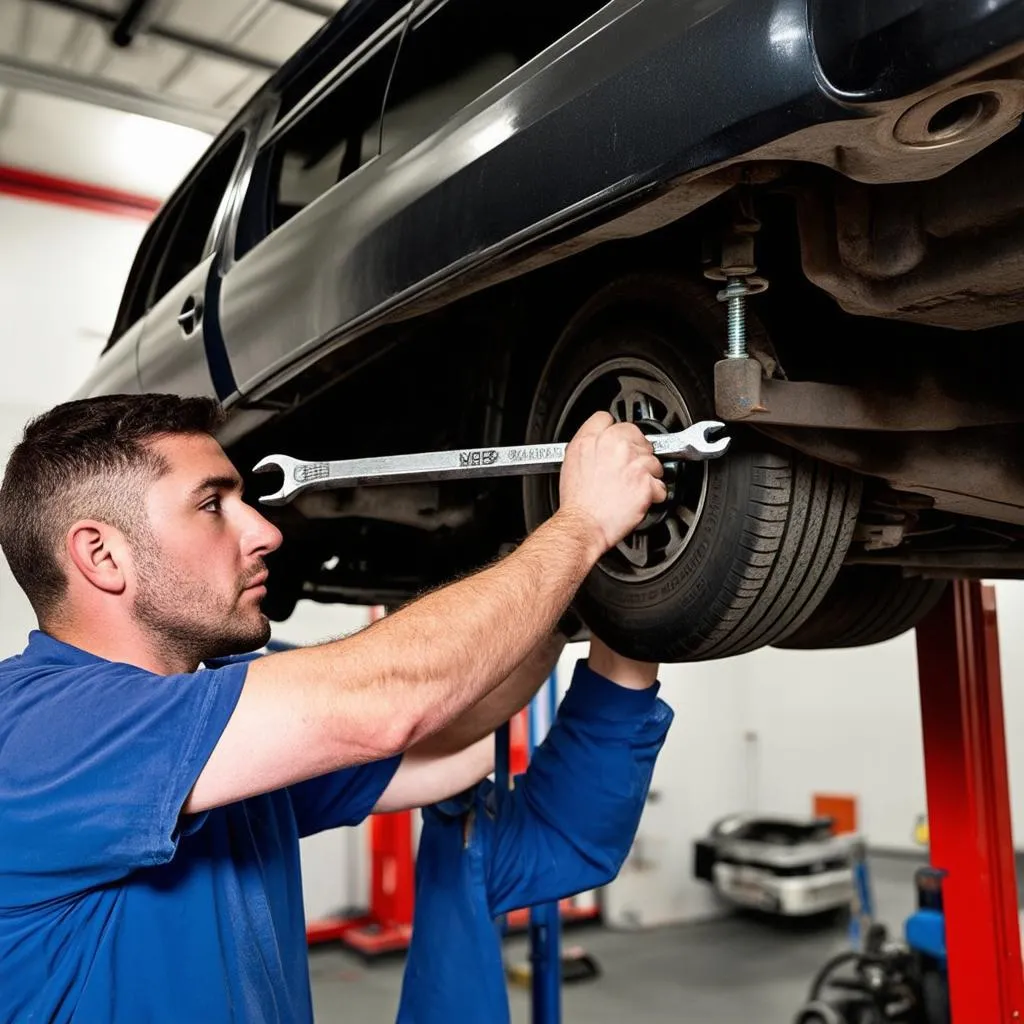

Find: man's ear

[66,520,129,596]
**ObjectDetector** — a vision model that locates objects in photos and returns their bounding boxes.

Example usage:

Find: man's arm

[484,638,671,915]
[372,736,495,814]
[185,414,666,814]
[412,632,565,758]
[370,632,565,814]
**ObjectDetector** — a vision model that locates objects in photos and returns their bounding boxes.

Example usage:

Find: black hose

[808,951,862,1001]
[807,950,896,1024]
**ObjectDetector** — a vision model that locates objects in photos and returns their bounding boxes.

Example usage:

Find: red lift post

[915,580,1024,1021]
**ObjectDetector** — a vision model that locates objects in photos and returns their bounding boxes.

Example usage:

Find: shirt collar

[23,629,110,667]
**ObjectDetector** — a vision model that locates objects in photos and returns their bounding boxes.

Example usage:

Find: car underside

[215,18,1024,663]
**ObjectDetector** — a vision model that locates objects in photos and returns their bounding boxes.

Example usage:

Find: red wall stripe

[0,165,160,221]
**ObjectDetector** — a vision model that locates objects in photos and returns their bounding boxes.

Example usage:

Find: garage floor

[308,854,934,1023]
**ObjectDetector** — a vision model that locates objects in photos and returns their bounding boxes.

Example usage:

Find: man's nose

[244,505,284,556]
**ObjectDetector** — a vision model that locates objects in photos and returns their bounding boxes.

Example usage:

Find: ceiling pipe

[26,0,279,72]
[110,0,157,48]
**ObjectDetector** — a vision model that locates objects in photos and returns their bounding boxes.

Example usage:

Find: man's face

[133,433,283,666]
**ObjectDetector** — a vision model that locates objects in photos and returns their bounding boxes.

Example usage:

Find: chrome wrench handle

[254,420,730,506]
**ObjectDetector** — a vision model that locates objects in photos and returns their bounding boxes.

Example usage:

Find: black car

[77,0,1024,661]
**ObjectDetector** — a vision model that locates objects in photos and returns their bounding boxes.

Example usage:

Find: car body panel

[75,319,143,399]
[137,255,220,399]
[212,0,1024,405]
[77,0,1024,411]
[217,0,830,400]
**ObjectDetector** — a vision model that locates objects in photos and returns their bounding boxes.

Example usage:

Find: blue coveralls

[397,659,674,1023]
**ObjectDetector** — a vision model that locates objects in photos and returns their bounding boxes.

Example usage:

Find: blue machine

[904,868,947,965]
[794,864,950,1024]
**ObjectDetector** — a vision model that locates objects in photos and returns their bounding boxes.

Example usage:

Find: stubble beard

[132,544,271,670]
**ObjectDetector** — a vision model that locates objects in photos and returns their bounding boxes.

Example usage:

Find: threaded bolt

[723,277,748,359]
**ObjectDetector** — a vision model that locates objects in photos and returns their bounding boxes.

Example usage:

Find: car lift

[914,579,1024,1021]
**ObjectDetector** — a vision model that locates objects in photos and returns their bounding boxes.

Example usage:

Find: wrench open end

[651,420,731,461]
[252,454,300,506]
[693,420,731,457]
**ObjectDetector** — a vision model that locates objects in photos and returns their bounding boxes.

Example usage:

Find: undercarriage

[233,58,1024,659]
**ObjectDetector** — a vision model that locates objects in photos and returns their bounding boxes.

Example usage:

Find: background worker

[0,392,666,1023]
[398,636,672,1024]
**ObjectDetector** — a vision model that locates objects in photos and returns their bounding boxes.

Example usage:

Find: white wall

[731,580,1024,853]
[0,91,212,198]
[603,580,1024,927]
[0,193,149,655]
[0,403,47,654]
[600,651,751,927]
[989,581,1024,849]
[0,194,148,406]
[597,638,927,927]
[736,636,927,851]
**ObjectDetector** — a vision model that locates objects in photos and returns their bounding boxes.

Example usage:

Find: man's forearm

[270,509,603,762]
[411,632,567,757]
[357,512,597,749]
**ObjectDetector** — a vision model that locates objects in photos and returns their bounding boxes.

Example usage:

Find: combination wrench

[254,420,730,507]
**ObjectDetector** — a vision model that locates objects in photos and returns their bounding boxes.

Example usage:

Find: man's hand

[588,635,658,690]
[557,411,667,554]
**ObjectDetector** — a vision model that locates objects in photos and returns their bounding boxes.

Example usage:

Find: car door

[215,1,412,399]
[73,196,181,400]
[136,131,249,399]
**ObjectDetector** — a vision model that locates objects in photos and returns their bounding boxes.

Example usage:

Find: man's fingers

[641,454,664,478]
[576,410,615,438]
[610,421,649,444]
[651,478,669,503]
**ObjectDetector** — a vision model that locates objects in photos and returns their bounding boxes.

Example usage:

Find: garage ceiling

[0,0,348,133]
[0,0,348,196]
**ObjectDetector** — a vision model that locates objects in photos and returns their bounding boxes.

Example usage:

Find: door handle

[177,296,204,336]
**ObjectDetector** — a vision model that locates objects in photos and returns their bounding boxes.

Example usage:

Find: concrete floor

[309,855,927,1022]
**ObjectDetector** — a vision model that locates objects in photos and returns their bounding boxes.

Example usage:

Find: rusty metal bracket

[714,358,1023,431]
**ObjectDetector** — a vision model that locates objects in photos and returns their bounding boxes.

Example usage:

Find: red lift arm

[916,580,1024,1020]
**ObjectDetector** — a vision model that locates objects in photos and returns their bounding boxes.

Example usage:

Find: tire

[523,274,863,663]
[773,566,948,650]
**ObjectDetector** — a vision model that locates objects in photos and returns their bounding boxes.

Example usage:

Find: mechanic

[0,392,667,1023]
[397,635,671,1024]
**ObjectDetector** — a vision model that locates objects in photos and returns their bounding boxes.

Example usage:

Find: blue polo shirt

[0,630,401,1023]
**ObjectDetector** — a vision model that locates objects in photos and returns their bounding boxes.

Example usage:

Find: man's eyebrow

[190,474,244,500]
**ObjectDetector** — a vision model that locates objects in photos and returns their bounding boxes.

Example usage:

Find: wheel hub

[633,418,678,530]
[550,356,709,584]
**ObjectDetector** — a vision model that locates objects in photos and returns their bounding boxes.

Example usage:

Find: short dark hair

[0,393,225,620]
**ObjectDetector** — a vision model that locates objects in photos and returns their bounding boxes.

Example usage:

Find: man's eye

[202,497,222,513]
